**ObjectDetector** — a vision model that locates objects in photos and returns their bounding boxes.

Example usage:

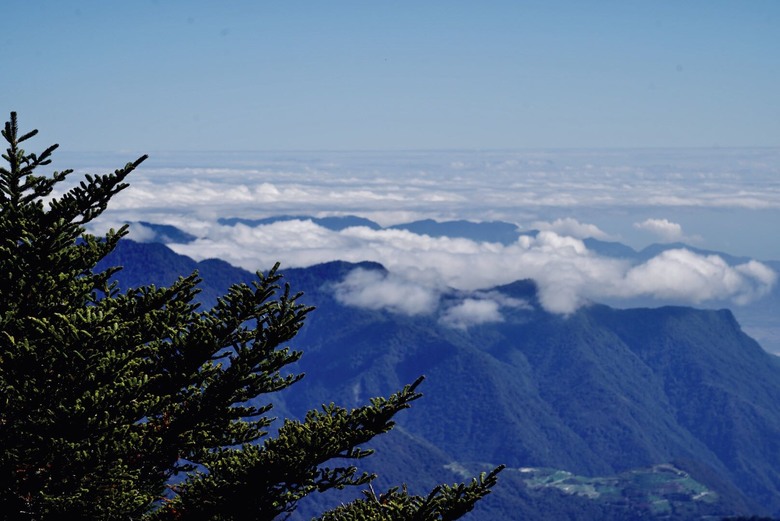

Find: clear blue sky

[2,1,779,151]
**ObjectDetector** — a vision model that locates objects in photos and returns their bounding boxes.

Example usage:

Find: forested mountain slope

[100,240,780,519]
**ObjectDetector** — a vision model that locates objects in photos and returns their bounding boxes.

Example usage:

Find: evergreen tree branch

[0,113,502,520]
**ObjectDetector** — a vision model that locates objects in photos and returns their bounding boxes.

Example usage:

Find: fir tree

[0,112,503,520]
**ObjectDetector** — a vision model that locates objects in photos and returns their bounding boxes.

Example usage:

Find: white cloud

[438,291,532,329]
[732,260,777,303]
[440,299,504,330]
[331,268,440,316]
[532,218,611,240]
[125,223,158,242]
[617,249,775,304]
[633,218,685,242]
[736,260,777,288]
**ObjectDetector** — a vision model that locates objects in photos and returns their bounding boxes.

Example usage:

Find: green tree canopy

[0,112,502,520]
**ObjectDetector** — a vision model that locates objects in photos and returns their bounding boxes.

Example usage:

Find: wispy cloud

[438,292,532,330]
[125,222,158,242]
[439,299,504,330]
[331,268,440,316]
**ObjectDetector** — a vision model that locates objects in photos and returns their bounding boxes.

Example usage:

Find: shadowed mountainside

[98,239,780,519]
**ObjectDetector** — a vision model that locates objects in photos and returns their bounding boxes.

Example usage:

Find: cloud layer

[72,149,779,323]
[75,148,780,225]
[164,220,776,318]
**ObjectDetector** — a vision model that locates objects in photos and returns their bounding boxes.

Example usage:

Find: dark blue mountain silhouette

[98,240,780,519]
[389,219,521,245]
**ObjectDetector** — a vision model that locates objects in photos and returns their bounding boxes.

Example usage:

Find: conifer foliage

[0,113,502,520]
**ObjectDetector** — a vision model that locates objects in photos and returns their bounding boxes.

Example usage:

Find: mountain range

[133,216,780,355]
[103,221,780,519]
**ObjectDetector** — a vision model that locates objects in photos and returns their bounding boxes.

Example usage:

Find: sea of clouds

[65,148,779,323]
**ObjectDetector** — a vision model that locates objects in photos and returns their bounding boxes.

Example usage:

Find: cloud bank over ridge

[632,218,702,243]
[165,220,776,317]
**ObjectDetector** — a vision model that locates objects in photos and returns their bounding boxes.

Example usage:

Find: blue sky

[3,4,779,349]
[3,1,779,151]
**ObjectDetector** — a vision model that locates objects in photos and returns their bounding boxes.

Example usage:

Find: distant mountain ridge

[388,219,521,245]
[217,215,382,231]
[126,221,197,244]
[130,215,779,264]
[124,216,780,354]
[98,240,780,519]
